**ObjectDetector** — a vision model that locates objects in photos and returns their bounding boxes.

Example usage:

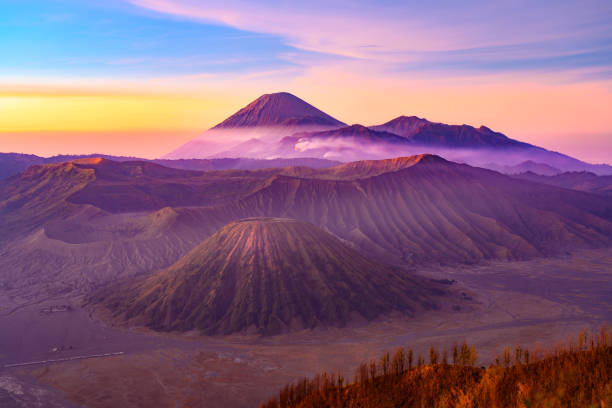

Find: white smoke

[164,125,612,174]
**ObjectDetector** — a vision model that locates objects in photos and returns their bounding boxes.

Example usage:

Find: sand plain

[0,248,610,407]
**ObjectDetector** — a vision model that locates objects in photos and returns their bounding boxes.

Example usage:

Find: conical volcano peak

[93,218,445,335]
[211,92,345,129]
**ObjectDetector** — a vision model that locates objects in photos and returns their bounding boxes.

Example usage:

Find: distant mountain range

[2,92,609,177]
[485,160,562,176]
[370,116,531,148]
[162,92,612,175]
[91,218,449,335]
[0,152,339,180]
[514,171,612,196]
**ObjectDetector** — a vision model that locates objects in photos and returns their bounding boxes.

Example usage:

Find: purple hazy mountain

[277,115,611,174]
[156,92,611,173]
[370,116,532,148]
[164,92,346,159]
[485,160,562,176]
[294,124,409,143]
[366,116,612,174]
[212,92,345,129]
[514,171,612,196]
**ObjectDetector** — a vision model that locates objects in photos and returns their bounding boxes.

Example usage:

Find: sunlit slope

[93,218,446,335]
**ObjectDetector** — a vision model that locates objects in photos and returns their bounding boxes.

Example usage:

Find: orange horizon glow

[2,0,610,163]
[1,74,611,163]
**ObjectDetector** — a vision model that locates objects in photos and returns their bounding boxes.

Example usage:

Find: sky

[0,0,611,162]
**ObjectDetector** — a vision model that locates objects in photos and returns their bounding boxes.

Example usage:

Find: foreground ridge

[261,327,612,408]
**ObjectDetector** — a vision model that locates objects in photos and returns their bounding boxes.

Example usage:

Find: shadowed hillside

[91,218,450,335]
[514,171,612,196]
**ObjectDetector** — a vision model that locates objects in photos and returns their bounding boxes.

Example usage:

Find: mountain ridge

[0,152,341,180]
[2,154,611,303]
[161,92,611,174]
[292,124,411,144]
[370,115,530,148]
[514,171,612,196]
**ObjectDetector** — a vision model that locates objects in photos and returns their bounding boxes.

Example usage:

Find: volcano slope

[1,154,612,300]
[168,154,612,265]
[165,92,346,159]
[92,218,447,335]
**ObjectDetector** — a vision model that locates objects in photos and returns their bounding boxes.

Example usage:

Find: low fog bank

[164,127,612,175]
[163,125,343,160]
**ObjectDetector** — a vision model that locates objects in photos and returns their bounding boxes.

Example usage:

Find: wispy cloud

[126,0,612,78]
[3,0,611,161]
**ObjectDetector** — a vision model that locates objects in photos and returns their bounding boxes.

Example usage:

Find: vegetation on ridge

[260,327,612,408]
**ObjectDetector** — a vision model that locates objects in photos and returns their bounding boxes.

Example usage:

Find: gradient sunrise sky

[1,0,611,162]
